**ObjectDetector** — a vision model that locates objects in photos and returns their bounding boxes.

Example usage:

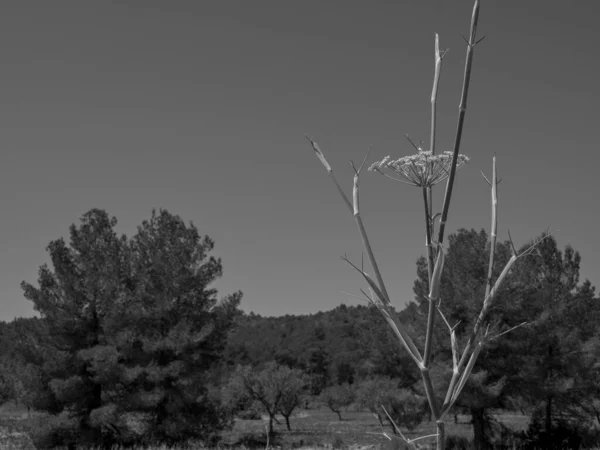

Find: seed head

[369,148,469,187]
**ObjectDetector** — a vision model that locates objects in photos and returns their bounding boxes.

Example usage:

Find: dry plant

[305,1,545,449]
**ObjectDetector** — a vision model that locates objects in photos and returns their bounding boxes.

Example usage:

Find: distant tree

[320,383,355,420]
[355,376,427,433]
[224,362,307,435]
[21,209,241,447]
[302,346,329,395]
[277,369,308,431]
[0,361,14,405]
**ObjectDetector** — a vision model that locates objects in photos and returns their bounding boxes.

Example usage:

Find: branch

[442,232,551,414]
[438,306,461,374]
[305,136,352,212]
[341,256,423,366]
[381,405,420,450]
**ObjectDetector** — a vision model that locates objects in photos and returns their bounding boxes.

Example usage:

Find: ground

[0,402,530,449]
[223,408,529,449]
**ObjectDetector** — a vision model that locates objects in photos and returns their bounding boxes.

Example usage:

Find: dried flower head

[369,148,469,187]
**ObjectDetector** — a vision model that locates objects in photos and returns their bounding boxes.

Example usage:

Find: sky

[1,0,598,321]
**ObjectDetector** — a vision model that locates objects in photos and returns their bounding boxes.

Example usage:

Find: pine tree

[412,228,518,449]
[21,209,241,447]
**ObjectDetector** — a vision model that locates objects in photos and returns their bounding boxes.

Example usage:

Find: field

[0,401,532,450]
[223,408,529,449]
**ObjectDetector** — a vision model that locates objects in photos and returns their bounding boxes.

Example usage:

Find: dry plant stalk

[305,2,544,449]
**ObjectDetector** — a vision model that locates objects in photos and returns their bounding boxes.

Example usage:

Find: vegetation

[302,0,597,447]
[2,209,242,448]
[319,383,354,421]
[223,362,307,435]
[1,223,599,448]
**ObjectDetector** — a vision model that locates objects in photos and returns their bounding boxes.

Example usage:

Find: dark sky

[1,1,598,320]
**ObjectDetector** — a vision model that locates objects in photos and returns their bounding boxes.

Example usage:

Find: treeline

[0,208,599,450]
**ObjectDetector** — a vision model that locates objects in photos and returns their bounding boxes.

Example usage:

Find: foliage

[506,233,600,436]
[225,304,419,383]
[412,228,515,448]
[320,383,355,421]
[224,362,307,434]
[19,208,241,448]
[355,377,428,432]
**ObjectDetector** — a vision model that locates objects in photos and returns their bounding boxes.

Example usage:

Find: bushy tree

[507,234,598,436]
[320,383,355,420]
[413,228,515,449]
[413,229,599,448]
[224,362,307,435]
[21,209,241,447]
[355,376,427,433]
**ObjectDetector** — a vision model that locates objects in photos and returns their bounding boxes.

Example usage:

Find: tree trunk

[471,407,489,450]
[335,410,343,421]
[268,414,274,435]
[284,414,291,431]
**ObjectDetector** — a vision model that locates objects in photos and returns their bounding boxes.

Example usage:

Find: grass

[223,408,533,449]
[0,401,533,450]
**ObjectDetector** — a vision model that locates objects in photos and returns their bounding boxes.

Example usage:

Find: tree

[0,362,14,406]
[507,234,597,437]
[355,377,427,433]
[21,208,241,447]
[320,383,355,421]
[412,228,515,449]
[224,362,307,435]
[278,369,308,431]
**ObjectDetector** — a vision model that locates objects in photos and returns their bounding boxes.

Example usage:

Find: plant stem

[423,32,445,369]
[485,156,498,299]
[436,420,445,450]
[436,0,480,247]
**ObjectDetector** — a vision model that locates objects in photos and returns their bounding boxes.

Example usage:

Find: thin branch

[438,306,460,373]
[341,255,423,365]
[340,291,371,304]
[375,170,414,185]
[442,233,550,413]
[405,134,422,152]
[381,406,420,450]
[351,147,391,303]
[481,171,492,187]
[340,255,389,307]
[412,434,440,443]
[305,136,353,212]
[486,321,527,342]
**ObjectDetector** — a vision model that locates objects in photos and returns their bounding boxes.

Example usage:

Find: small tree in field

[355,377,427,433]
[224,362,307,435]
[321,383,355,421]
[305,2,547,448]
